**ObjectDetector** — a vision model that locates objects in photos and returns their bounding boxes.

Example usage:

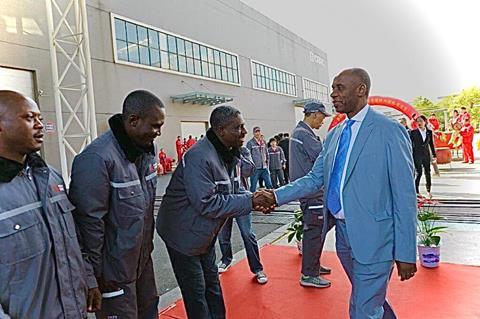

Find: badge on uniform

[52,184,65,192]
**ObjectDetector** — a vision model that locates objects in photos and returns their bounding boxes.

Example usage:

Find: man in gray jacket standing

[69,90,165,319]
[0,91,95,318]
[247,126,273,191]
[157,105,267,319]
[290,101,334,288]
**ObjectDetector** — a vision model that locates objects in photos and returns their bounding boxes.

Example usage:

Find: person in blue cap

[289,100,335,288]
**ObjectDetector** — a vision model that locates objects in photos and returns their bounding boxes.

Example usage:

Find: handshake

[252,189,277,213]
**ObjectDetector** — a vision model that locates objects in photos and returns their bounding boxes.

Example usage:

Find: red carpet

[160,245,480,318]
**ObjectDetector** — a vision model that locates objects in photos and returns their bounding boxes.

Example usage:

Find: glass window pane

[193,43,200,59]
[227,68,233,82]
[139,46,150,65]
[221,66,227,80]
[167,35,177,53]
[159,33,168,51]
[200,46,208,61]
[148,29,158,49]
[207,48,214,63]
[201,61,209,77]
[169,53,178,70]
[178,55,187,72]
[177,39,185,56]
[232,56,238,70]
[215,65,221,79]
[114,19,126,41]
[186,58,194,74]
[160,51,169,69]
[116,40,128,61]
[126,22,138,43]
[208,64,215,78]
[150,48,160,67]
[233,71,238,83]
[261,76,266,89]
[128,44,139,63]
[220,52,226,66]
[137,26,148,46]
[194,59,201,75]
[226,55,232,68]
[214,50,220,64]
[185,41,193,57]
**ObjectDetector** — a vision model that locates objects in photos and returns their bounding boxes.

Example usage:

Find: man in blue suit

[256,68,417,318]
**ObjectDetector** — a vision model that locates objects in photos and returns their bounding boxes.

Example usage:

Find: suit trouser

[96,258,159,319]
[463,142,474,163]
[414,157,431,193]
[335,220,396,319]
[301,207,333,277]
[166,245,225,319]
[218,214,263,273]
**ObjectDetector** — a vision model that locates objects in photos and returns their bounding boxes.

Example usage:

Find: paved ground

[153,152,480,310]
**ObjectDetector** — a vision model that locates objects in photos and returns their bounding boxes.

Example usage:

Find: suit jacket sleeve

[387,124,417,263]
[274,143,325,205]
[428,130,436,158]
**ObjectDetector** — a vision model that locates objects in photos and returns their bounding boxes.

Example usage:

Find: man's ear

[127,114,139,127]
[357,83,367,97]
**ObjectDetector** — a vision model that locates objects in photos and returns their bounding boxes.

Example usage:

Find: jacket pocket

[57,197,78,238]
[372,210,391,222]
[0,209,46,265]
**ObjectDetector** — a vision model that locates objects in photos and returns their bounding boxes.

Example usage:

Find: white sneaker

[217,262,231,273]
[255,271,268,284]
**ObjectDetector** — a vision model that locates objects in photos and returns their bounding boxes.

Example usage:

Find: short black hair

[461,106,467,110]
[418,115,428,122]
[210,105,241,130]
[453,109,459,113]
[122,90,164,119]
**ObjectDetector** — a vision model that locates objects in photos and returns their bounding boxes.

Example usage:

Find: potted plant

[286,209,303,255]
[417,198,448,268]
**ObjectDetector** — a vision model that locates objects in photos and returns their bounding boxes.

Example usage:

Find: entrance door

[180,121,208,140]
[0,66,35,98]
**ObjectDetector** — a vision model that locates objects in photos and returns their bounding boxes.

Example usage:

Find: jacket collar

[109,114,154,163]
[206,128,240,170]
[0,152,47,183]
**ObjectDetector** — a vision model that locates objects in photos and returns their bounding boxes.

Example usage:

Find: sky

[240,0,480,102]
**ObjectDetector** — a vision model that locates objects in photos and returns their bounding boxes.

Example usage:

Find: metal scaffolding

[45,0,97,184]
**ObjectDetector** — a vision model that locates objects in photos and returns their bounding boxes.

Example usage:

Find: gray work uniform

[246,138,268,169]
[69,115,158,319]
[0,154,87,319]
[268,146,286,188]
[157,136,253,256]
[157,131,253,319]
[289,121,334,277]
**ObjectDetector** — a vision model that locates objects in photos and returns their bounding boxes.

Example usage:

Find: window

[303,78,329,103]
[251,60,296,96]
[113,15,240,85]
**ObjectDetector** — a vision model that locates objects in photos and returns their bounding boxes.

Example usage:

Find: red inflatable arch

[328,96,419,131]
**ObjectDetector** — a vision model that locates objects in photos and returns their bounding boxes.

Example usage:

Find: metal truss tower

[45,0,97,184]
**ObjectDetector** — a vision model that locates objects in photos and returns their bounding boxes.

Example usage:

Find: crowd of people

[397,107,475,199]
[0,68,429,319]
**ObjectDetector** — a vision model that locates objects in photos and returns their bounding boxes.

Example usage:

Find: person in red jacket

[175,136,183,162]
[410,113,419,130]
[186,135,196,149]
[460,117,475,164]
[428,113,440,131]
[159,148,173,172]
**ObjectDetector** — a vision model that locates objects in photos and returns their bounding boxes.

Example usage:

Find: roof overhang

[171,92,233,106]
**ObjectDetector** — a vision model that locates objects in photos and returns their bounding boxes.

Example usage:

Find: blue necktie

[327,120,355,215]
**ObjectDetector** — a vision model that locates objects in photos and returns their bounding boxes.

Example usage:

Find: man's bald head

[338,68,371,97]
[0,90,37,120]
[0,90,44,163]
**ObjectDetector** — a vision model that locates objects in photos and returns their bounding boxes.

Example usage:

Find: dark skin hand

[252,189,276,213]
[87,288,102,312]
[395,261,417,281]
